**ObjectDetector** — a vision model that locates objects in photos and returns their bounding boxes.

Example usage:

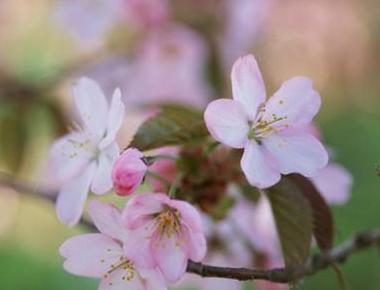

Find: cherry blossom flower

[124,26,210,109]
[53,0,122,47]
[112,148,148,196]
[311,163,352,205]
[49,77,125,226]
[60,200,166,290]
[204,54,328,188]
[122,193,207,283]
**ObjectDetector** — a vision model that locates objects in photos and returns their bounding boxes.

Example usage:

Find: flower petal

[91,143,120,194]
[139,267,167,290]
[73,77,109,141]
[170,200,203,232]
[241,141,281,188]
[60,233,123,278]
[204,99,249,148]
[48,132,92,185]
[181,224,207,262]
[123,220,156,269]
[88,200,128,242]
[231,54,266,120]
[99,88,125,150]
[263,132,328,177]
[122,193,168,229]
[56,162,96,227]
[263,77,321,128]
[152,233,187,283]
[311,163,352,205]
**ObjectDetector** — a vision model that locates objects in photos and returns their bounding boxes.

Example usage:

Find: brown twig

[1,171,380,284]
[187,228,380,283]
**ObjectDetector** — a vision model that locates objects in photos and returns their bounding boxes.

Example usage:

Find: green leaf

[130,104,209,151]
[288,174,334,251]
[266,178,314,267]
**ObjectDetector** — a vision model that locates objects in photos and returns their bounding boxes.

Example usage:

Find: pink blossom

[221,0,271,69]
[148,147,178,191]
[311,163,352,205]
[60,200,166,290]
[204,54,328,188]
[122,0,169,29]
[53,0,122,47]
[49,77,125,226]
[122,193,207,283]
[124,26,210,109]
[112,148,148,196]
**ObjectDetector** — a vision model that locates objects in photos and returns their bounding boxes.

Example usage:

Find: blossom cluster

[49,51,352,290]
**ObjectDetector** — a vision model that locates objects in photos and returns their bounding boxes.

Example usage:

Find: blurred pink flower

[122,0,169,29]
[53,0,122,47]
[204,54,328,188]
[221,0,271,69]
[112,148,148,196]
[60,200,166,290]
[49,77,125,226]
[148,147,178,192]
[122,193,207,283]
[311,163,352,205]
[124,26,210,109]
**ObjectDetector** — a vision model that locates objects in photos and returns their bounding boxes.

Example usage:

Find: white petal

[241,141,281,188]
[91,143,119,194]
[56,162,96,227]
[204,99,249,148]
[231,55,266,120]
[263,77,321,128]
[60,233,123,278]
[73,77,109,141]
[48,132,93,184]
[88,200,128,242]
[263,132,329,177]
[99,88,125,150]
[139,268,167,290]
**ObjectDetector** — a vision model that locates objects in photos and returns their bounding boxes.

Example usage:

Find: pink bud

[112,148,147,196]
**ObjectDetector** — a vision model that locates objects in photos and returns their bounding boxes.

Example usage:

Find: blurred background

[0,0,380,289]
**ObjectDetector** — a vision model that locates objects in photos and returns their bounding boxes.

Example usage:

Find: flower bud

[112,148,147,196]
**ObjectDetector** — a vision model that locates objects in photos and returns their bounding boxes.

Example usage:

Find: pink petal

[99,265,145,290]
[56,162,96,226]
[139,267,167,290]
[241,141,281,188]
[91,143,119,194]
[311,163,352,205]
[263,132,328,177]
[231,54,266,120]
[99,88,125,150]
[263,77,321,128]
[123,220,156,268]
[88,200,128,242]
[204,99,249,148]
[122,193,168,229]
[170,199,203,232]
[152,233,188,283]
[48,132,92,185]
[73,77,109,141]
[181,224,207,262]
[60,233,123,278]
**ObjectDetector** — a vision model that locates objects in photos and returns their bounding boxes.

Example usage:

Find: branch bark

[1,171,379,284]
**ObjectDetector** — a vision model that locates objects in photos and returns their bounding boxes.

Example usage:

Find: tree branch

[187,228,380,283]
[1,171,379,284]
